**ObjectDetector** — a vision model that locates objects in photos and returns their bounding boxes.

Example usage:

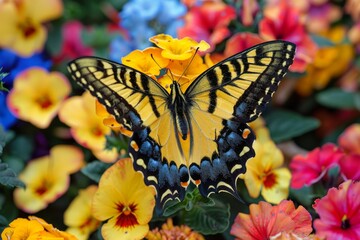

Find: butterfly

[68,40,296,208]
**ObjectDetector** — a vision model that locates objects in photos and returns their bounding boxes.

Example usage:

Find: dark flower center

[341,216,351,229]
[116,203,139,228]
[263,172,277,188]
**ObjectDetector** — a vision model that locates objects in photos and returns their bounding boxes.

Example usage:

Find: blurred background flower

[14,145,84,213]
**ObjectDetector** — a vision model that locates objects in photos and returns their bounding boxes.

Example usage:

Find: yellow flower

[121,47,169,78]
[0,0,63,56]
[1,216,77,240]
[7,67,71,129]
[296,26,355,96]
[59,92,119,163]
[146,218,205,240]
[92,158,156,240]
[242,140,291,204]
[149,34,210,60]
[14,145,84,213]
[64,185,101,240]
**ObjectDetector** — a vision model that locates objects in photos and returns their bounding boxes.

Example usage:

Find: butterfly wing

[68,57,169,130]
[68,57,187,206]
[184,40,296,197]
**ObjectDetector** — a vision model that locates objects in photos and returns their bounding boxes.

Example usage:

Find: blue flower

[110,0,186,58]
[0,92,16,130]
[0,49,52,88]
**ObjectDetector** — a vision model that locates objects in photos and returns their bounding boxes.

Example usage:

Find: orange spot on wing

[180,181,189,188]
[242,128,251,139]
[194,179,201,186]
[130,141,139,152]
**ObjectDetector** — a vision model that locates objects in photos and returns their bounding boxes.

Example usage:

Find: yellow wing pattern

[68,40,296,208]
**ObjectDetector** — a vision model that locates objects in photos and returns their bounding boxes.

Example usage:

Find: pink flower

[289,143,344,189]
[313,180,360,240]
[339,154,360,181]
[53,21,93,64]
[178,1,236,52]
[259,1,317,72]
[231,200,312,240]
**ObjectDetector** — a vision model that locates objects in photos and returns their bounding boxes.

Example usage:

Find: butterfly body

[68,40,296,208]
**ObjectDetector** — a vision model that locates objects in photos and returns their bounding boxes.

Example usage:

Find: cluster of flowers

[1,0,360,239]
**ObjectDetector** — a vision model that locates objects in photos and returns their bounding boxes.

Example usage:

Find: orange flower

[14,145,84,213]
[64,185,101,240]
[146,218,204,240]
[7,67,71,128]
[231,200,313,240]
[2,216,77,240]
[92,158,156,240]
[0,0,63,56]
[295,26,354,96]
[59,92,119,163]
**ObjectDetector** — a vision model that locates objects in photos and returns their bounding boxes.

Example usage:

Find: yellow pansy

[92,158,156,240]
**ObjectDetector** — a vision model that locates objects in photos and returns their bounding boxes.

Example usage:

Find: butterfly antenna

[150,54,175,81]
[178,47,199,87]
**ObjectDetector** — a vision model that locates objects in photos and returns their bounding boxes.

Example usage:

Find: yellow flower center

[116,203,139,228]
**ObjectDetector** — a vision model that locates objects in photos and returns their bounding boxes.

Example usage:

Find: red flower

[178,1,236,52]
[230,200,312,240]
[313,180,360,240]
[289,143,344,189]
[259,1,317,72]
[53,21,93,64]
[223,32,264,58]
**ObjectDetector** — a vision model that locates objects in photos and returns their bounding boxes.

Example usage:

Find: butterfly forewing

[68,57,169,131]
[186,41,296,122]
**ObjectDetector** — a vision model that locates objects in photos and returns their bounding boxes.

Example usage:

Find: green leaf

[0,162,25,188]
[185,199,230,235]
[316,88,360,110]
[265,109,320,142]
[7,135,34,162]
[163,187,214,217]
[81,161,112,183]
[163,188,229,235]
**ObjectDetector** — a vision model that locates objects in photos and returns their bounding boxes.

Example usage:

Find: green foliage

[0,162,25,188]
[316,88,360,110]
[163,188,230,235]
[265,109,320,143]
[0,128,25,189]
[81,160,112,183]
